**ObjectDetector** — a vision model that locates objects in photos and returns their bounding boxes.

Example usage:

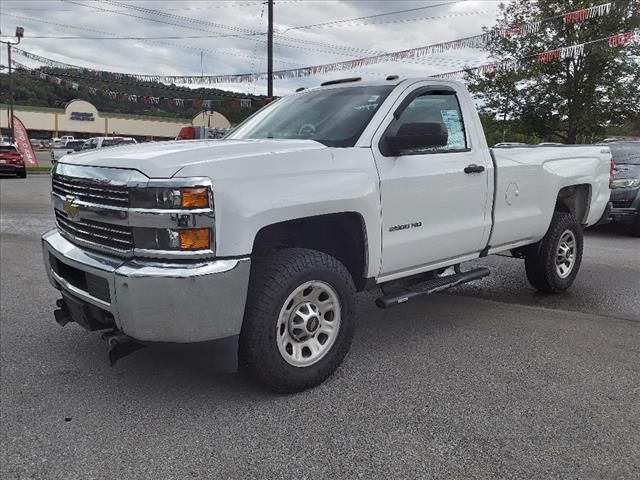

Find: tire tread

[524,211,583,293]
[239,248,356,393]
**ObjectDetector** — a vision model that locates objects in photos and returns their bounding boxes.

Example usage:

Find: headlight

[129,181,214,255]
[611,178,640,189]
[130,187,210,209]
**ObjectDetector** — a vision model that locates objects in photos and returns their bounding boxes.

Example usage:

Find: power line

[94,0,495,60]
[283,1,460,31]
[52,1,380,58]
[2,12,352,65]
[5,10,386,59]
[3,0,499,59]
[3,11,383,60]
[13,1,617,85]
[283,9,493,31]
[95,0,390,56]
[1,0,264,11]
[69,0,455,62]
[16,10,497,54]
[96,0,262,36]
[24,35,259,40]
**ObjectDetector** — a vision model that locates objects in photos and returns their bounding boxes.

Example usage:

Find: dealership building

[0,99,231,140]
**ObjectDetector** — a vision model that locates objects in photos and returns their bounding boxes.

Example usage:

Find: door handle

[464,164,485,174]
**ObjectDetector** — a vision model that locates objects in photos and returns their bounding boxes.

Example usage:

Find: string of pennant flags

[435,30,638,80]
[13,28,638,107]
[12,60,271,109]
[13,0,627,86]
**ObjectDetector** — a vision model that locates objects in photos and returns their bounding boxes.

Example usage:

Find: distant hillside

[1,68,267,124]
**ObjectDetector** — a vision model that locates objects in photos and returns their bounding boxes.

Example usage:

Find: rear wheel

[525,212,583,293]
[239,248,356,393]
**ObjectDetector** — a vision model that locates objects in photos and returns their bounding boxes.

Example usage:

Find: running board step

[375,267,490,309]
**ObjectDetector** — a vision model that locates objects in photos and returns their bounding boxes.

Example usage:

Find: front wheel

[239,248,357,393]
[524,211,584,293]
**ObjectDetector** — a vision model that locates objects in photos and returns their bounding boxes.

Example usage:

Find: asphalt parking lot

[1,175,639,479]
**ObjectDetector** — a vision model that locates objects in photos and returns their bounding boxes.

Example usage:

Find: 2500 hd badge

[389,221,423,232]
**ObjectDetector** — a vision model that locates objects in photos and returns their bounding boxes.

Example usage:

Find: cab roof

[299,76,463,93]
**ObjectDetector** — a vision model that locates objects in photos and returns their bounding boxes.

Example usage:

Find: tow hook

[101,330,145,366]
[54,299,72,327]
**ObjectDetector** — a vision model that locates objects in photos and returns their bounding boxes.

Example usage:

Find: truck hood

[59,139,329,178]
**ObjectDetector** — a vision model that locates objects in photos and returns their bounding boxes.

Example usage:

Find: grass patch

[27,166,52,174]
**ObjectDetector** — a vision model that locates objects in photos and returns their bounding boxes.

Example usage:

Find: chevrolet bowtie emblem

[63,197,80,219]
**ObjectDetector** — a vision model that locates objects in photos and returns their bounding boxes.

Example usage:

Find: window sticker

[440,109,465,149]
[367,95,380,103]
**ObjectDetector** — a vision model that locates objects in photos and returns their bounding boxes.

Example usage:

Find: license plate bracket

[60,292,114,331]
[62,292,92,330]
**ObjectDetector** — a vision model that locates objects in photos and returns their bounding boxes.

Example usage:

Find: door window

[83,139,98,150]
[393,92,467,151]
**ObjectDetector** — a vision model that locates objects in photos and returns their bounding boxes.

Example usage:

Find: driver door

[372,86,492,279]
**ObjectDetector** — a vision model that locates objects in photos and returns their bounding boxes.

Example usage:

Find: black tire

[239,248,357,393]
[17,169,27,178]
[524,211,583,293]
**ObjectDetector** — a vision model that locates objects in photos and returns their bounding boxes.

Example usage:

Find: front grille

[50,254,111,303]
[612,199,633,208]
[55,210,133,254]
[52,174,129,208]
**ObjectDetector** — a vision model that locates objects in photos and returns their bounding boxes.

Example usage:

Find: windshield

[610,142,640,165]
[227,85,394,147]
[0,145,18,152]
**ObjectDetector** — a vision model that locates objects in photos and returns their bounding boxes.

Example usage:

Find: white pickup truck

[42,77,612,392]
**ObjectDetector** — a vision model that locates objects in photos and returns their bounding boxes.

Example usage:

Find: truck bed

[488,145,611,251]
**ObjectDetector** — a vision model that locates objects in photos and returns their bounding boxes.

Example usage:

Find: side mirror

[383,122,448,156]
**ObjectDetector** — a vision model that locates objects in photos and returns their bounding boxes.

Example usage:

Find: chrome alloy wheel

[555,229,577,278]
[276,280,341,367]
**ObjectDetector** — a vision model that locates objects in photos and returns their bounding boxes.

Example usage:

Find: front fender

[176,148,383,278]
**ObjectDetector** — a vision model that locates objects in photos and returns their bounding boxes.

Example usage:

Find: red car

[0,144,27,178]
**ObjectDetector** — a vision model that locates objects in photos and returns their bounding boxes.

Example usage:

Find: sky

[0,0,505,95]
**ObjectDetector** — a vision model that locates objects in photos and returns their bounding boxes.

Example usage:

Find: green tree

[468,0,640,144]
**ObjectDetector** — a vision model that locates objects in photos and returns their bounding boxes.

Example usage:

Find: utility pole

[1,27,24,142]
[267,0,274,97]
[8,43,14,141]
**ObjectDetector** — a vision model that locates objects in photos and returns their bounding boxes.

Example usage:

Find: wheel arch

[251,212,369,291]
[554,184,592,225]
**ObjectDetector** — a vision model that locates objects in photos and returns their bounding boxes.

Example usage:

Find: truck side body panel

[489,146,611,249]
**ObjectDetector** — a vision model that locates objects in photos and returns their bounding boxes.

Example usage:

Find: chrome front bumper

[42,229,251,343]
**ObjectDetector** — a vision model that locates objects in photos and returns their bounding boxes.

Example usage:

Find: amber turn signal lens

[179,229,210,250]
[181,187,209,208]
